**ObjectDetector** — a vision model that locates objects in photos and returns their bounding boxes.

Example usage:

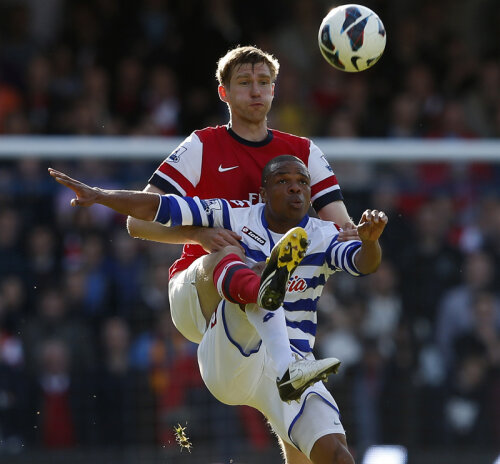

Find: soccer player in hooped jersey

[49,156,387,464]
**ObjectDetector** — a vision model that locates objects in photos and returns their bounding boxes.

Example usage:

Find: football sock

[245,305,294,379]
[213,253,260,305]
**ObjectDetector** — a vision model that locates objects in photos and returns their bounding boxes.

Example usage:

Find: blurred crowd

[1,0,500,461]
[0,0,500,138]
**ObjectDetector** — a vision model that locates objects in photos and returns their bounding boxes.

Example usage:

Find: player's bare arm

[50,169,242,252]
[317,200,359,242]
[353,209,388,274]
[49,168,160,220]
[126,185,242,252]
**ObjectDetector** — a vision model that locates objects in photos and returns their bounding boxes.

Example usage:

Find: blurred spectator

[467,291,500,367]
[28,338,95,448]
[464,61,500,138]
[107,229,146,320]
[317,293,365,370]
[386,93,421,138]
[0,289,27,453]
[435,251,499,369]
[0,207,26,280]
[24,224,61,295]
[22,287,95,375]
[130,310,201,445]
[0,275,28,335]
[398,199,463,333]
[443,334,493,445]
[347,338,387,455]
[74,233,113,323]
[271,65,313,136]
[426,99,478,139]
[111,57,145,130]
[94,317,154,446]
[361,261,403,357]
[16,158,56,223]
[25,55,53,134]
[0,81,23,133]
[144,65,180,135]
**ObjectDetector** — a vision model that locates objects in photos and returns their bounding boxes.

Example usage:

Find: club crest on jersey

[287,275,308,293]
[200,198,222,214]
[321,155,333,173]
[166,146,187,163]
[241,226,266,245]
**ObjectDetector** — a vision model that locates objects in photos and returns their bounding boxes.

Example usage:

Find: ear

[259,186,267,203]
[218,85,228,102]
[271,82,275,97]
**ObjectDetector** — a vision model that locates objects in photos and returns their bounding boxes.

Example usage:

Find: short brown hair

[216,45,280,87]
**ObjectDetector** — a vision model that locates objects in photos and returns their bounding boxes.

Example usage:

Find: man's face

[260,160,311,233]
[221,62,274,124]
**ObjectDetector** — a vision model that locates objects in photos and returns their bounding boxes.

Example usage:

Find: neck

[265,212,301,234]
[229,118,269,142]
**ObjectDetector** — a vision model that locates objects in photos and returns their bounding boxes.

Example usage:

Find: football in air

[318,4,386,72]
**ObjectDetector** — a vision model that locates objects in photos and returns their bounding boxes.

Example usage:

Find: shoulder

[308,216,338,230]
[306,217,340,240]
[194,125,228,142]
[270,129,311,149]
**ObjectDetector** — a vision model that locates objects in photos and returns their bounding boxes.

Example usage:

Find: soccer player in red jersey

[126,46,358,463]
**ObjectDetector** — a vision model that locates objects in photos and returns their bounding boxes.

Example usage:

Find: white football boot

[277,357,341,402]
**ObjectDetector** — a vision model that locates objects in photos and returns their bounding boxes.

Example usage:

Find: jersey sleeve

[154,194,233,231]
[326,239,364,276]
[148,132,203,195]
[307,140,344,212]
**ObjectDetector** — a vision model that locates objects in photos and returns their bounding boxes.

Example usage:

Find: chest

[195,135,309,204]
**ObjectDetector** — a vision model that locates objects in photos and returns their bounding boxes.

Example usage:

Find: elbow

[355,256,382,275]
[365,260,381,275]
[126,216,142,239]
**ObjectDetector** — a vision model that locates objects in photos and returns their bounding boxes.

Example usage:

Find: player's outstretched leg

[277,357,341,403]
[257,227,308,311]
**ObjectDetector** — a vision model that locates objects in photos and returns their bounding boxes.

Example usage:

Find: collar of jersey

[226,125,273,147]
[260,207,310,249]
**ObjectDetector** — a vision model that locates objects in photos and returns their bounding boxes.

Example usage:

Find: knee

[332,444,355,464]
[216,245,245,261]
[310,434,355,464]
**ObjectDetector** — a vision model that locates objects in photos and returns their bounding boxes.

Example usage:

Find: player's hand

[357,209,388,242]
[337,221,359,241]
[194,227,243,253]
[48,168,99,207]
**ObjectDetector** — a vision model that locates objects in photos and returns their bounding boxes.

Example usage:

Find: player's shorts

[197,300,345,459]
[168,260,208,344]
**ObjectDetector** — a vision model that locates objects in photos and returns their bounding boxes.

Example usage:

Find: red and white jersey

[149,125,344,277]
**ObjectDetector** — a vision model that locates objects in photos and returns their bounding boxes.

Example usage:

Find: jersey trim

[149,171,184,196]
[222,301,263,356]
[312,190,344,212]
[288,391,341,451]
[227,126,274,147]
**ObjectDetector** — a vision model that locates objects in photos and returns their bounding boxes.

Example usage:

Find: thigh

[193,253,223,320]
[280,438,312,464]
[168,262,209,344]
[197,300,265,406]
[257,376,345,460]
[193,245,246,321]
[309,433,354,464]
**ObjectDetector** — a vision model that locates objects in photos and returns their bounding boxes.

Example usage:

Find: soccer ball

[318,4,386,72]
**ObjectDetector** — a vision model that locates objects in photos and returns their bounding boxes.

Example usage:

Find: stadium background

[0,0,500,463]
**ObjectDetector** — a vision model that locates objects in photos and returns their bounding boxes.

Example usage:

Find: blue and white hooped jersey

[155,194,364,357]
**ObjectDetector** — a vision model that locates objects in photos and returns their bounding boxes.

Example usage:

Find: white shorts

[197,299,345,458]
[168,260,208,344]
